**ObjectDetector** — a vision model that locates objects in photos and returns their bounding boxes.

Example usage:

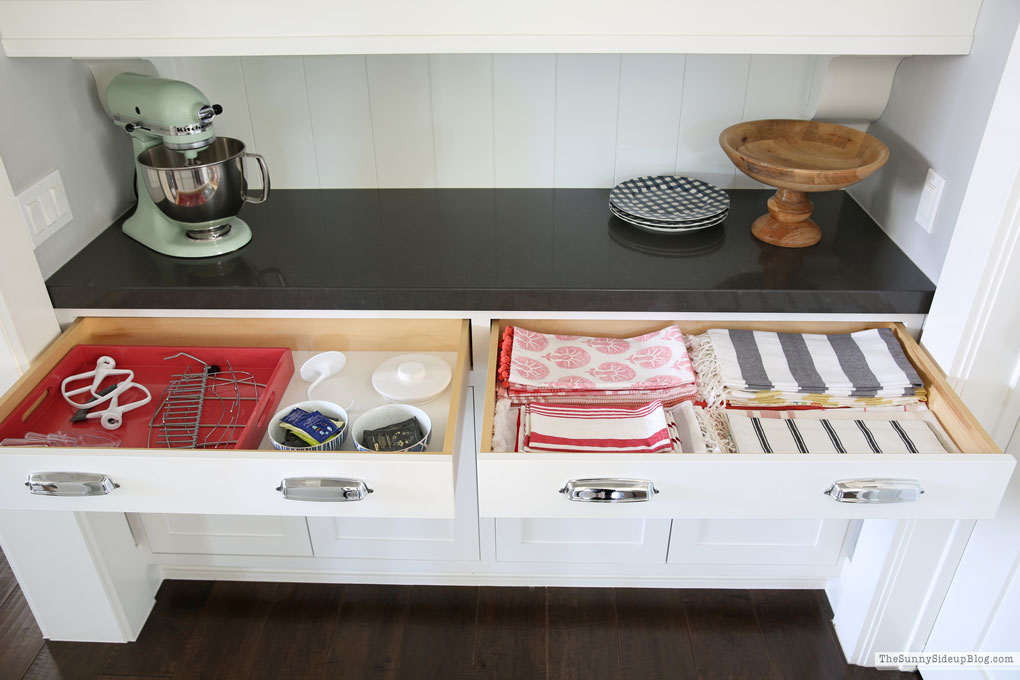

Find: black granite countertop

[46,189,935,314]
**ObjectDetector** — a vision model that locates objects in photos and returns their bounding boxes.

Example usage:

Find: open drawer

[478,319,1015,519]
[0,317,469,518]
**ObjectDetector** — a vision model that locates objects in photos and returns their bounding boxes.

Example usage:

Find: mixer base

[123,212,251,258]
[187,223,234,241]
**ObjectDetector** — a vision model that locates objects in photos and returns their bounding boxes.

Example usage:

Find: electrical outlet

[16,170,73,247]
[914,168,945,234]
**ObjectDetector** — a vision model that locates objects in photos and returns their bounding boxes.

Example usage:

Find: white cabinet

[478,319,1014,520]
[0,317,470,519]
[0,0,982,57]
[139,514,313,556]
[307,517,475,561]
[667,519,849,567]
[494,518,671,564]
[306,390,481,562]
[492,518,849,572]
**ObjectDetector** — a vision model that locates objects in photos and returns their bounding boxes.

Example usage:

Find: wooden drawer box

[0,317,469,518]
[478,319,1014,519]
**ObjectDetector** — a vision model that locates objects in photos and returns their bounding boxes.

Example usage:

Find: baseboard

[158,565,828,589]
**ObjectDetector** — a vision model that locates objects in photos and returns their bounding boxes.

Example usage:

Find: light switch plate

[16,170,73,247]
[914,168,945,234]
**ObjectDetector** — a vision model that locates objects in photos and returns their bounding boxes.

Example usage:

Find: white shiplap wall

[151,54,816,189]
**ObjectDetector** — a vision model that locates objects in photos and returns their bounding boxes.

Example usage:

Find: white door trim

[921,20,1020,394]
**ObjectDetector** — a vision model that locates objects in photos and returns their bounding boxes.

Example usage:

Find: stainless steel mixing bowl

[137,137,269,225]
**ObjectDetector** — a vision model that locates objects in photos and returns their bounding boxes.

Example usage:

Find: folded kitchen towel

[707,328,923,397]
[724,410,948,454]
[522,400,673,453]
[508,325,695,390]
[507,382,697,408]
[722,388,926,409]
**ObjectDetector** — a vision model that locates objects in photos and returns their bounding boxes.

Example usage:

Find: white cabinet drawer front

[479,319,1015,520]
[141,514,312,556]
[494,518,670,563]
[666,519,849,566]
[307,516,477,560]
[1,450,455,517]
[477,453,1010,519]
[0,317,470,519]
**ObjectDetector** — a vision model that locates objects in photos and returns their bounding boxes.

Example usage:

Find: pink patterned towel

[508,325,696,389]
[521,401,673,453]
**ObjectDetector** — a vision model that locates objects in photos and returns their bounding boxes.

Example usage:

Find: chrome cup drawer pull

[824,478,924,504]
[559,478,658,503]
[26,472,119,496]
[276,477,373,502]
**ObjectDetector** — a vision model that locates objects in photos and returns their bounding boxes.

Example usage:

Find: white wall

[150,54,816,191]
[849,0,1020,283]
[0,48,135,279]
[0,149,60,366]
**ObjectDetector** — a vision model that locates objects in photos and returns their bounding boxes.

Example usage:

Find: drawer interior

[480,319,1000,456]
[0,317,470,457]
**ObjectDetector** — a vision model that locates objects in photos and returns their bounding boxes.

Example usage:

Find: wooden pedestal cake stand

[719,120,889,248]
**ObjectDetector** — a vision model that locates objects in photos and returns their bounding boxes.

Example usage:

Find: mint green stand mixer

[106,73,270,257]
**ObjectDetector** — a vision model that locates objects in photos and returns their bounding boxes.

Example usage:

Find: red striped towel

[522,401,673,453]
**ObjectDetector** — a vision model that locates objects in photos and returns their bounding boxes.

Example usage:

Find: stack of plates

[609,176,729,234]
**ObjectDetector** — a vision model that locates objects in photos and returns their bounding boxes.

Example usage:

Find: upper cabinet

[0,0,982,58]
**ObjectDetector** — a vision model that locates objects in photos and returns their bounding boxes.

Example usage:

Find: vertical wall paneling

[734,55,817,188]
[429,54,494,188]
[151,54,821,190]
[240,56,320,188]
[554,54,622,187]
[613,54,686,185]
[365,55,437,188]
[146,57,178,80]
[675,55,751,189]
[492,54,556,187]
[165,58,262,189]
[742,55,817,121]
[303,56,378,188]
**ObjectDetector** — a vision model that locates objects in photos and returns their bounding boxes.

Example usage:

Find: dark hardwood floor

[0,551,920,680]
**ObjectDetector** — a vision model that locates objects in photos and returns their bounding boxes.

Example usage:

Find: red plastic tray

[0,345,294,450]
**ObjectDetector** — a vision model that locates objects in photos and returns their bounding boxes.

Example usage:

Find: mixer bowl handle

[243,152,270,204]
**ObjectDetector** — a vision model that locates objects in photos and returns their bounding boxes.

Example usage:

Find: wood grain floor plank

[0,588,44,680]
[471,586,546,680]
[814,589,835,620]
[0,550,17,608]
[22,641,115,680]
[395,586,479,680]
[96,675,171,679]
[247,582,343,680]
[850,665,921,679]
[751,589,849,680]
[548,587,621,680]
[615,588,697,680]
[103,580,215,678]
[170,580,277,680]
[322,584,411,680]
[683,589,775,680]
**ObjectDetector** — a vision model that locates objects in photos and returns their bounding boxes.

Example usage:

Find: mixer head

[106,72,222,155]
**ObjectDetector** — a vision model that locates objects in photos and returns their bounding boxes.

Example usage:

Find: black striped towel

[725,411,948,454]
[707,328,923,397]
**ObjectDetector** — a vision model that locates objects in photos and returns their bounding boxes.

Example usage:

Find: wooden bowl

[719,120,889,248]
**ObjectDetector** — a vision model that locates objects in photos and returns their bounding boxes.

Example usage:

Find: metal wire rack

[147,352,266,449]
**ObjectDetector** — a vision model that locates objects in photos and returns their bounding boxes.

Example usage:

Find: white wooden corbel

[806,55,906,130]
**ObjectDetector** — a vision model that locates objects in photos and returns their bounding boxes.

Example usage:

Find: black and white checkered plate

[610,176,730,222]
[610,203,726,234]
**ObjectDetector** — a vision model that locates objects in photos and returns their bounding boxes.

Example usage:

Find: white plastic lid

[371,354,453,404]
